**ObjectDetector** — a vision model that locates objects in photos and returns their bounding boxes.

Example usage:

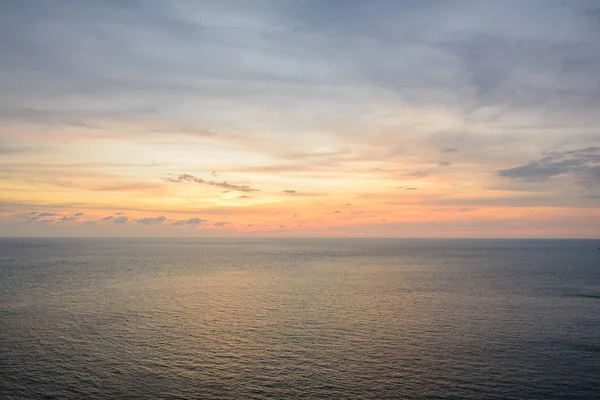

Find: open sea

[1,238,599,399]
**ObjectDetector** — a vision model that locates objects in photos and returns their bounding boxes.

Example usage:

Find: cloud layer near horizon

[0,0,599,237]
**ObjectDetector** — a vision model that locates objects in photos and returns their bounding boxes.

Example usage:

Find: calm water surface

[1,238,599,399]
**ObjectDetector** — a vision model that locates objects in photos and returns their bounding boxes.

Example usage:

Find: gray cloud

[113,216,128,224]
[0,140,28,156]
[36,212,58,217]
[498,147,600,186]
[438,161,452,167]
[171,217,207,226]
[149,126,217,138]
[101,216,113,221]
[74,212,84,216]
[163,174,258,192]
[282,189,296,194]
[58,216,78,222]
[442,148,458,153]
[213,221,228,227]
[397,186,418,190]
[135,216,166,225]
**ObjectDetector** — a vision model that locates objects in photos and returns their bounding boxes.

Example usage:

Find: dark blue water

[1,238,599,399]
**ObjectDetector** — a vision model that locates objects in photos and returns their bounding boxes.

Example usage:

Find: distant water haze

[1,238,599,399]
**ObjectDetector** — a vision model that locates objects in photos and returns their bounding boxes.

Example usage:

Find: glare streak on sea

[1,238,599,399]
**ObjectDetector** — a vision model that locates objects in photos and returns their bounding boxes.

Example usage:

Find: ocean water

[1,238,599,399]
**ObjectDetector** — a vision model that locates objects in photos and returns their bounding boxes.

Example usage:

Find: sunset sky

[1,0,599,237]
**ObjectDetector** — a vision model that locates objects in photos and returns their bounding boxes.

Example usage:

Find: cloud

[113,216,128,224]
[397,186,418,190]
[406,170,431,178]
[150,126,217,138]
[36,212,58,217]
[101,216,113,221]
[116,212,125,215]
[171,217,207,226]
[282,190,296,194]
[237,195,252,200]
[163,174,258,192]
[442,148,458,153]
[74,212,84,216]
[438,161,452,167]
[213,221,228,227]
[498,147,600,186]
[0,140,28,156]
[58,216,78,222]
[135,216,166,225]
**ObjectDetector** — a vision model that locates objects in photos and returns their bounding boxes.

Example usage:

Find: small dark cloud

[461,208,473,212]
[74,212,84,216]
[171,217,207,226]
[163,174,258,192]
[237,195,252,200]
[213,221,228,227]
[279,225,286,228]
[135,216,166,225]
[438,161,452,167]
[38,218,55,223]
[334,210,341,213]
[58,216,78,222]
[101,216,113,221]
[283,190,297,194]
[113,216,128,224]
[406,170,430,178]
[151,126,217,138]
[397,186,418,190]
[345,203,351,206]
[442,148,458,153]
[116,212,125,215]
[247,224,253,227]
[37,212,58,217]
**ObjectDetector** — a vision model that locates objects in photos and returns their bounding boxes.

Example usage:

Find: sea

[1,238,599,399]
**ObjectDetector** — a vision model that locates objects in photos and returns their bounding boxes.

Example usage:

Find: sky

[1,0,599,238]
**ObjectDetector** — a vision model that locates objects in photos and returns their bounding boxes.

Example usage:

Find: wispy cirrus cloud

[163,174,258,193]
